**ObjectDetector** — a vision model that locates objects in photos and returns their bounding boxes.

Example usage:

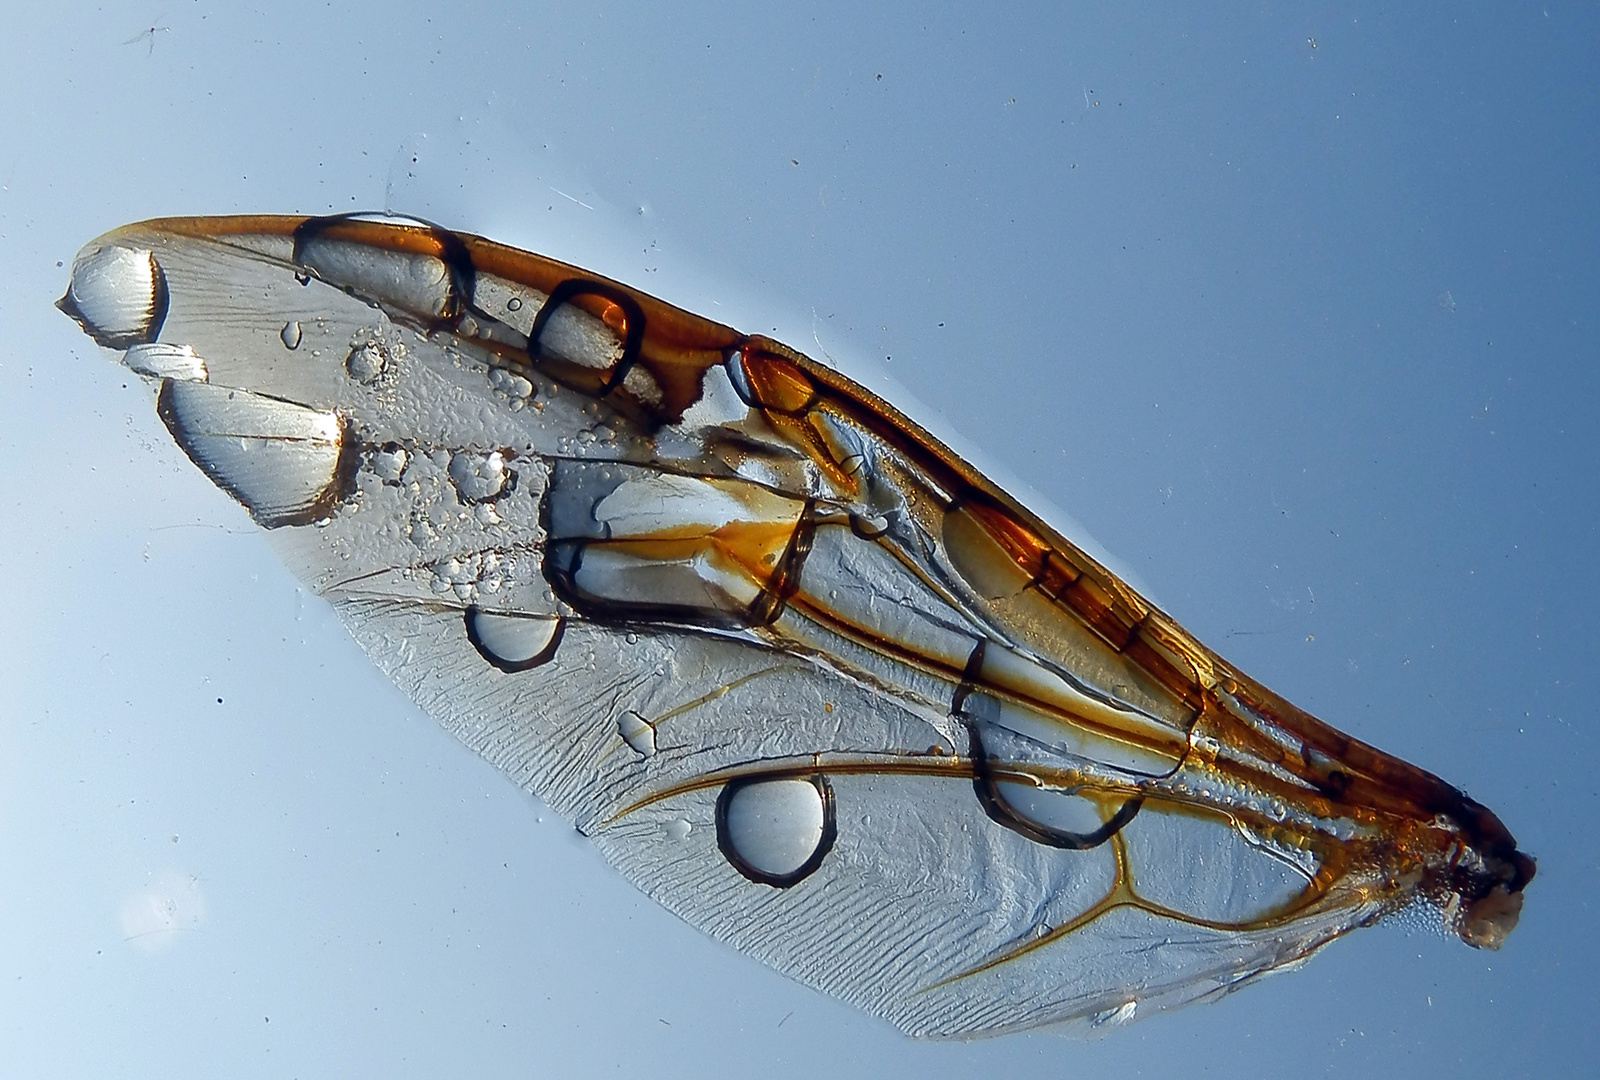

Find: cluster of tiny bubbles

[1391,893,1452,937]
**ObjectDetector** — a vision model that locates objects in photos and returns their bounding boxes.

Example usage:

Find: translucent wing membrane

[59,215,1534,1037]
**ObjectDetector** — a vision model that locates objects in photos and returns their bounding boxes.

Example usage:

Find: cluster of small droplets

[427,549,523,601]
[487,366,536,410]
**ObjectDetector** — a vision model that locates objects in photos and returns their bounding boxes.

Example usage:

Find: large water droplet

[58,245,168,349]
[992,781,1108,835]
[715,776,836,887]
[296,234,455,321]
[279,320,302,350]
[465,608,562,672]
[156,381,347,528]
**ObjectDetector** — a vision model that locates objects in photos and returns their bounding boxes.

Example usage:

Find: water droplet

[449,450,510,502]
[346,340,387,383]
[465,609,563,672]
[715,776,836,887]
[617,712,657,757]
[663,818,692,841]
[280,320,302,350]
[123,342,207,382]
[487,367,534,400]
[371,443,408,483]
[58,245,168,349]
[850,512,889,538]
[297,236,453,320]
[506,296,524,312]
[1094,1000,1138,1027]
[156,380,345,528]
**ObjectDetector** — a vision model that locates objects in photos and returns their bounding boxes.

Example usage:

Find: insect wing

[60,216,1532,1038]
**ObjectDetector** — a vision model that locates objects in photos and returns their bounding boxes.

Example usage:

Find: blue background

[1,3,1593,1076]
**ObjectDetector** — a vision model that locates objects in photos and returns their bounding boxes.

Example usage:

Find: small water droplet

[507,296,524,311]
[663,818,692,841]
[487,367,534,401]
[618,712,657,757]
[280,320,303,350]
[850,512,889,538]
[346,340,387,383]
[371,443,408,484]
[123,342,207,382]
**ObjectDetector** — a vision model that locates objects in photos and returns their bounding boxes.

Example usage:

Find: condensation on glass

[59,215,1535,1038]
